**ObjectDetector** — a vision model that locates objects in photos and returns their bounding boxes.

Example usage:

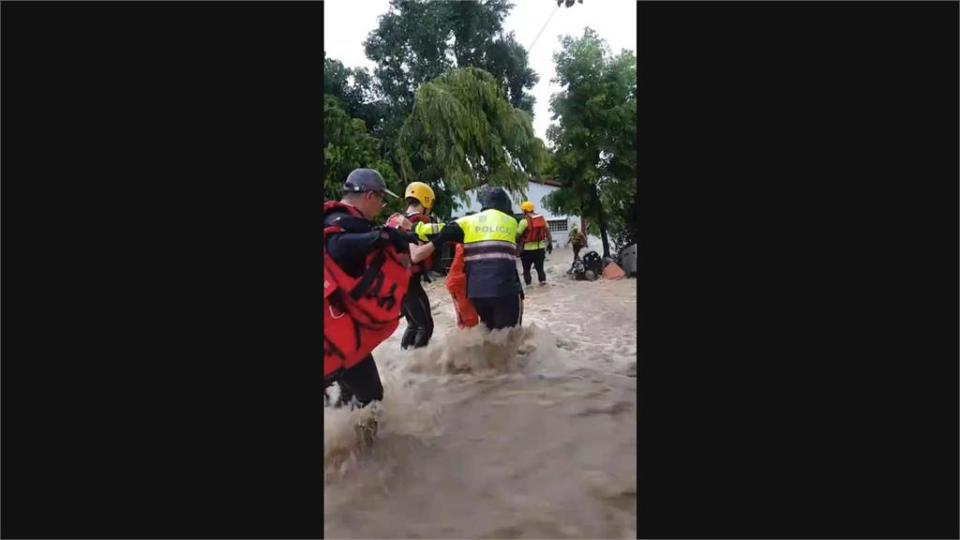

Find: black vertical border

[2,1,325,538]
[638,1,959,538]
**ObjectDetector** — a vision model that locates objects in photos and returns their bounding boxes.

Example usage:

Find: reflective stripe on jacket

[455,209,521,299]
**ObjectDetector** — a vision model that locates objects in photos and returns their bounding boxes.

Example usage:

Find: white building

[452,177,581,249]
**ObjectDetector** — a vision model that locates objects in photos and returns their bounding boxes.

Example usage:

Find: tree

[323,95,404,218]
[395,67,546,220]
[542,28,636,258]
[596,173,637,251]
[557,0,584,6]
[323,55,359,109]
[324,3,547,220]
[480,31,539,113]
[363,0,539,116]
[324,54,386,138]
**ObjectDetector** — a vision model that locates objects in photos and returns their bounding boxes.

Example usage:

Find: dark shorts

[470,295,523,331]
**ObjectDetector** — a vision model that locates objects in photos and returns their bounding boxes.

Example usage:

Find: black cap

[342,168,399,198]
[478,186,513,215]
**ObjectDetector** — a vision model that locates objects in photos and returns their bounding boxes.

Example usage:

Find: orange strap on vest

[323,201,411,380]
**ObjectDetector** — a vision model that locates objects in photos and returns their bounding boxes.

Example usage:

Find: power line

[527,3,560,54]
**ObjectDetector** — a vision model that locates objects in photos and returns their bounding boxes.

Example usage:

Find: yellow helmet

[404,181,435,210]
[520,201,535,213]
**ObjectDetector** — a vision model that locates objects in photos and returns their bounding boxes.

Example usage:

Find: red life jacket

[405,211,433,273]
[521,214,548,244]
[324,201,411,381]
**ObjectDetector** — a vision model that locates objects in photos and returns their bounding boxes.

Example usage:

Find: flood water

[324,246,637,539]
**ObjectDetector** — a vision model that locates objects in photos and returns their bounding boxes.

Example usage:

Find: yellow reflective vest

[455,209,521,298]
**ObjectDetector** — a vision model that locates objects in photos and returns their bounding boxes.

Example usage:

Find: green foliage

[557,0,584,7]
[324,54,385,138]
[363,0,538,114]
[323,55,358,106]
[323,96,404,217]
[542,28,636,257]
[597,174,637,251]
[324,2,556,221]
[479,32,539,113]
[395,68,546,219]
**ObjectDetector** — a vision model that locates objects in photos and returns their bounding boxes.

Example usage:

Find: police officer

[324,168,411,408]
[409,187,523,330]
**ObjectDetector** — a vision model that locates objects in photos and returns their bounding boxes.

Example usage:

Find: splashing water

[325,247,636,538]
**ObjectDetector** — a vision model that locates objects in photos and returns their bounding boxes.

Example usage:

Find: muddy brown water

[324,248,636,539]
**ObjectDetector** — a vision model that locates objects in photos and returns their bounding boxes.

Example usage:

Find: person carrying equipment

[515,200,552,286]
[409,187,524,331]
[324,168,413,409]
[567,224,586,261]
[444,243,480,329]
[396,181,439,350]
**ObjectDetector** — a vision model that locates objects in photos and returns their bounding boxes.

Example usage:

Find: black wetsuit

[400,212,434,349]
[401,277,433,349]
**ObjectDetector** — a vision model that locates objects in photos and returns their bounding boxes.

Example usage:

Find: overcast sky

[323,0,636,144]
